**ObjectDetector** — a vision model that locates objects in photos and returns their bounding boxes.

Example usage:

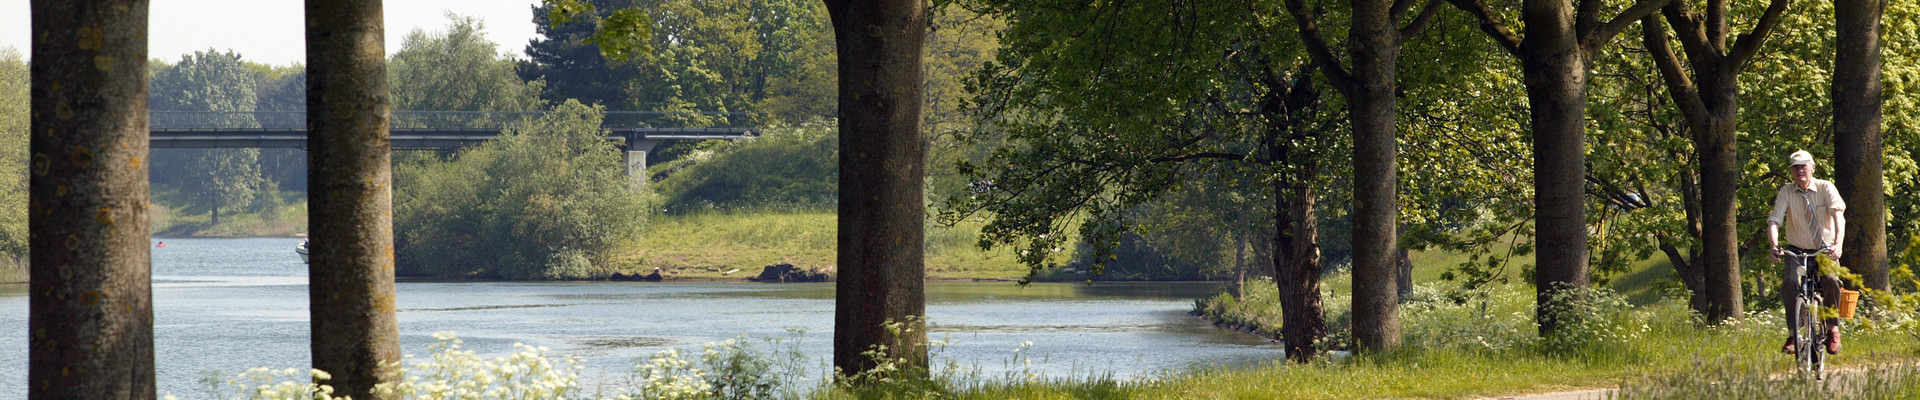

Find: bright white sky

[1,0,547,66]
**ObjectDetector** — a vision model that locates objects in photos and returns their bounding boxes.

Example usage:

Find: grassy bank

[151,190,308,237]
[613,211,1033,280]
[0,256,22,283]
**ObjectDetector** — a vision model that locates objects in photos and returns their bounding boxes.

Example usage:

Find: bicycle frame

[1781,246,1829,380]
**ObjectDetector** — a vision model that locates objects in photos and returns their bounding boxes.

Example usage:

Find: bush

[651,120,837,213]
[395,100,648,279]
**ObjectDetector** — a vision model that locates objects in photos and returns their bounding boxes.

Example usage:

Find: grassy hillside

[611,211,1034,280]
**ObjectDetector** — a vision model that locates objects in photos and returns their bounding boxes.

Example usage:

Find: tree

[1834,0,1887,291]
[150,50,267,226]
[0,48,27,262]
[1640,0,1791,323]
[946,0,1340,362]
[521,0,648,109]
[825,0,931,377]
[1285,0,1444,352]
[29,0,156,397]
[1444,0,1670,336]
[305,0,401,397]
[183,147,263,225]
[391,13,547,113]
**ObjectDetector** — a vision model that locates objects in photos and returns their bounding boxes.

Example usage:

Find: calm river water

[0,237,1279,398]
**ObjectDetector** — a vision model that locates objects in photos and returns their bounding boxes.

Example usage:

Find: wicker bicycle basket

[1838,288,1861,320]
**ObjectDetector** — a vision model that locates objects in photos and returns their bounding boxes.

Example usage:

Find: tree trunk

[1275,175,1326,362]
[824,0,930,377]
[1643,0,1791,323]
[1834,0,1888,292]
[1692,72,1744,323]
[211,191,222,226]
[29,1,156,398]
[1520,11,1591,336]
[1231,234,1248,299]
[1348,0,1403,352]
[306,1,401,398]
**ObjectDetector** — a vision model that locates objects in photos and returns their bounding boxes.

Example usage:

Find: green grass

[151,190,309,237]
[614,211,1032,280]
[814,279,1920,400]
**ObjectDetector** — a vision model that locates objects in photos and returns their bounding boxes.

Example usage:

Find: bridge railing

[150,111,763,131]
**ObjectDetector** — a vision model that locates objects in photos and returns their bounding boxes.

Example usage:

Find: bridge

[150,110,759,187]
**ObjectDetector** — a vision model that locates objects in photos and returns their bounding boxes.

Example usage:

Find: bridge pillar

[624,139,662,189]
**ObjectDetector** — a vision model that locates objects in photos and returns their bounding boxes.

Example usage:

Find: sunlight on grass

[619,211,1030,280]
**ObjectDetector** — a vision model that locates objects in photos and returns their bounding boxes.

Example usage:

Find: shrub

[395,100,649,279]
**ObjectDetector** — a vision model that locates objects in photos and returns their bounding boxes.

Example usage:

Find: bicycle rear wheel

[1801,295,1825,380]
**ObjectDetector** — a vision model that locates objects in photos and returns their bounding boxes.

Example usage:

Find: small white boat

[295,239,310,263]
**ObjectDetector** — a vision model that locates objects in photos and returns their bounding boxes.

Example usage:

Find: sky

[1,0,548,66]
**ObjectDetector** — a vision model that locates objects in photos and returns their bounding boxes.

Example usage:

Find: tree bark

[1275,173,1325,362]
[306,1,401,398]
[29,1,156,398]
[1518,2,1591,335]
[1834,0,1887,291]
[1691,71,1744,323]
[1346,0,1404,352]
[824,0,929,377]
[1266,62,1327,363]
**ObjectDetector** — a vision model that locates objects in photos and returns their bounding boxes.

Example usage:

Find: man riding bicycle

[1769,150,1847,356]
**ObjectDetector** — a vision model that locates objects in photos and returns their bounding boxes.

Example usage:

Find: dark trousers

[1783,247,1842,336]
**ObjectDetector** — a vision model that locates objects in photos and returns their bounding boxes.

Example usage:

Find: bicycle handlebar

[1778,246,1830,258]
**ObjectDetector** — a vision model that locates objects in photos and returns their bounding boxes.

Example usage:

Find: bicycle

[1780,245,1832,380]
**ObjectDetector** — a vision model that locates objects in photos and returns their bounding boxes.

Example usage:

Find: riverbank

[613,211,1039,281]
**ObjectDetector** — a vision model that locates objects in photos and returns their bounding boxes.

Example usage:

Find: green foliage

[390,13,548,113]
[0,48,27,261]
[1582,0,1920,312]
[183,149,264,225]
[943,0,1330,280]
[150,50,268,225]
[394,100,648,279]
[651,121,837,213]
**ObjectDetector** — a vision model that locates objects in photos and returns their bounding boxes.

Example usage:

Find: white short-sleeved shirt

[1769,179,1846,250]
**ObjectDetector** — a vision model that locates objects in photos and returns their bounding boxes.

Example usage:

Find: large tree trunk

[1520,12,1591,336]
[1834,0,1888,291]
[29,1,156,398]
[306,1,401,398]
[1692,73,1744,322]
[1348,0,1404,352]
[824,0,930,377]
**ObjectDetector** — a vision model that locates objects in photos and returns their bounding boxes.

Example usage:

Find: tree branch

[1660,1,1717,62]
[1726,0,1791,69]
[1641,14,1709,126]
[1284,0,1357,96]
[1399,0,1447,42]
[1581,0,1673,56]
[1445,0,1521,57]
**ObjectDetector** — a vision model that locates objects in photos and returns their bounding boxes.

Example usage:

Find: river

[0,237,1279,398]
